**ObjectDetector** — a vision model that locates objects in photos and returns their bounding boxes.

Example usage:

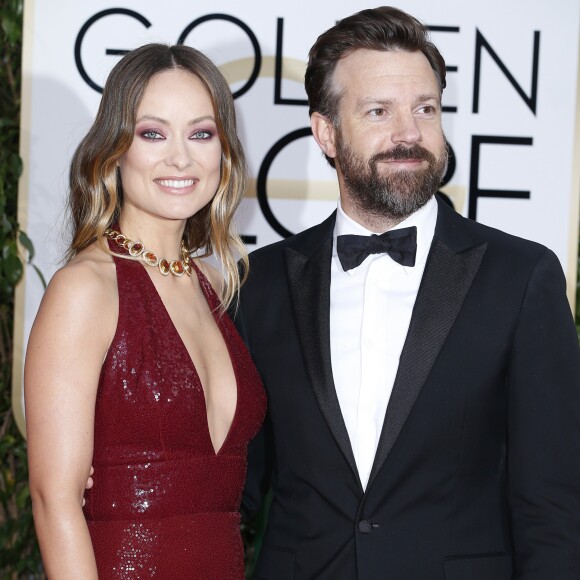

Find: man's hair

[305,6,446,125]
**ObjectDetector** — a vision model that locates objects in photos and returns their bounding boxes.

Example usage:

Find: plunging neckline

[137,259,239,456]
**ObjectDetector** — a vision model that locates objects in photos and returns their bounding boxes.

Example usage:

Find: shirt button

[358,520,372,534]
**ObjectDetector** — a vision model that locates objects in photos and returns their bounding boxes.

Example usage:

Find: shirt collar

[333,195,438,268]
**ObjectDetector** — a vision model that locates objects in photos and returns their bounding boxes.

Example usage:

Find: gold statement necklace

[104,228,192,277]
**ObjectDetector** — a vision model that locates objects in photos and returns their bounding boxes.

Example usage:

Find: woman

[25,44,265,578]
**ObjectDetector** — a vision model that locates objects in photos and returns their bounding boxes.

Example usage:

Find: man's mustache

[371,145,435,164]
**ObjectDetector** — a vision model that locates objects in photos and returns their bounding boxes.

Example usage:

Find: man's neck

[339,194,429,234]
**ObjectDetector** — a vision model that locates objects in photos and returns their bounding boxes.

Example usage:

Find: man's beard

[335,135,449,221]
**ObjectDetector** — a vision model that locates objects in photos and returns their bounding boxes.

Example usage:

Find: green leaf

[9,152,22,179]
[31,263,47,289]
[0,118,18,130]
[1,16,21,45]
[2,467,15,491]
[0,213,12,236]
[2,252,23,285]
[18,230,34,261]
[15,485,30,510]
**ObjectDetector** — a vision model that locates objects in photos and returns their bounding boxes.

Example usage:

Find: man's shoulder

[438,200,552,263]
[248,211,336,265]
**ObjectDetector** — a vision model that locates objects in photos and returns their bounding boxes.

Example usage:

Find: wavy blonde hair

[67,43,248,310]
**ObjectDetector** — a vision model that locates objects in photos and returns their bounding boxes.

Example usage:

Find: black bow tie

[336,226,417,271]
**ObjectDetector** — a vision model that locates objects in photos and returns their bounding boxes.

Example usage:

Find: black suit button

[358,520,372,534]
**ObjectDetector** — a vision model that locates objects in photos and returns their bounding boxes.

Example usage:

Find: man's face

[330,49,448,221]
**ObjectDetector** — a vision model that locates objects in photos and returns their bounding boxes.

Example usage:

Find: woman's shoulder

[43,242,117,315]
[29,242,118,358]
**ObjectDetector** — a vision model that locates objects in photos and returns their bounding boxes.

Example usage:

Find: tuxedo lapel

[285,216,361,487]
[367,199,487,489]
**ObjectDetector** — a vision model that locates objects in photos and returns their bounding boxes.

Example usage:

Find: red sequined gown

[83,248,266,579]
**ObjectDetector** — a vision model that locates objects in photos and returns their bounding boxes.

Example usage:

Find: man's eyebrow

[415,93,441,103]
[357,97,396,108]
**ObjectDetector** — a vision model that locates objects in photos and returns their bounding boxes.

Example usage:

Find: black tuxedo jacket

[236,197,580,580]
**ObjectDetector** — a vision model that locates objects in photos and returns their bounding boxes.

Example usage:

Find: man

[236,6,580,580]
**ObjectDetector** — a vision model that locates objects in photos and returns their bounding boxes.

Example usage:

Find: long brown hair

[67,43,248,309]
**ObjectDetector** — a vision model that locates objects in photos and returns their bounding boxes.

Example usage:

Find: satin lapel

[285,240,361,486]
[367,232,487,489]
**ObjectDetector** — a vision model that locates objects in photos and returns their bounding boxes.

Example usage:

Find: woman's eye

[369,109,385,117]
[191,130,212,140]
[141,130,163,140]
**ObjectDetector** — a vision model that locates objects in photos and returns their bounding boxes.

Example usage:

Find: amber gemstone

[129,242,144,257]
[170,260,184,275]
[159,259,171,275]
[104,229,193,277]
[143,252,158,266]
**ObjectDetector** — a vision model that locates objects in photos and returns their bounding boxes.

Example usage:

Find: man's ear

[310,112,337,160]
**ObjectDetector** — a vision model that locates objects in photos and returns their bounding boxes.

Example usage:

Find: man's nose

[390,111,421,145]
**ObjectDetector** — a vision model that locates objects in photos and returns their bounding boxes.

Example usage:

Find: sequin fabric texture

[83,243,266,579]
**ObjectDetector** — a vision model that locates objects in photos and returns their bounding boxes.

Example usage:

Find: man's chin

[377,160,427,172]
[374,166,429,185]
[373,176,428,195]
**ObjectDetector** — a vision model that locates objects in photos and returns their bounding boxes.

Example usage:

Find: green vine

[0,0,45,577]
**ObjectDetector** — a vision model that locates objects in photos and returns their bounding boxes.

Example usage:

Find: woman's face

[118,68,222,224]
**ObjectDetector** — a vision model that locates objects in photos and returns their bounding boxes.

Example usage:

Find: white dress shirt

[330,196,438,489]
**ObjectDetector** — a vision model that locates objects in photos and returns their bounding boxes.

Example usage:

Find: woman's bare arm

[25,256,116,578]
